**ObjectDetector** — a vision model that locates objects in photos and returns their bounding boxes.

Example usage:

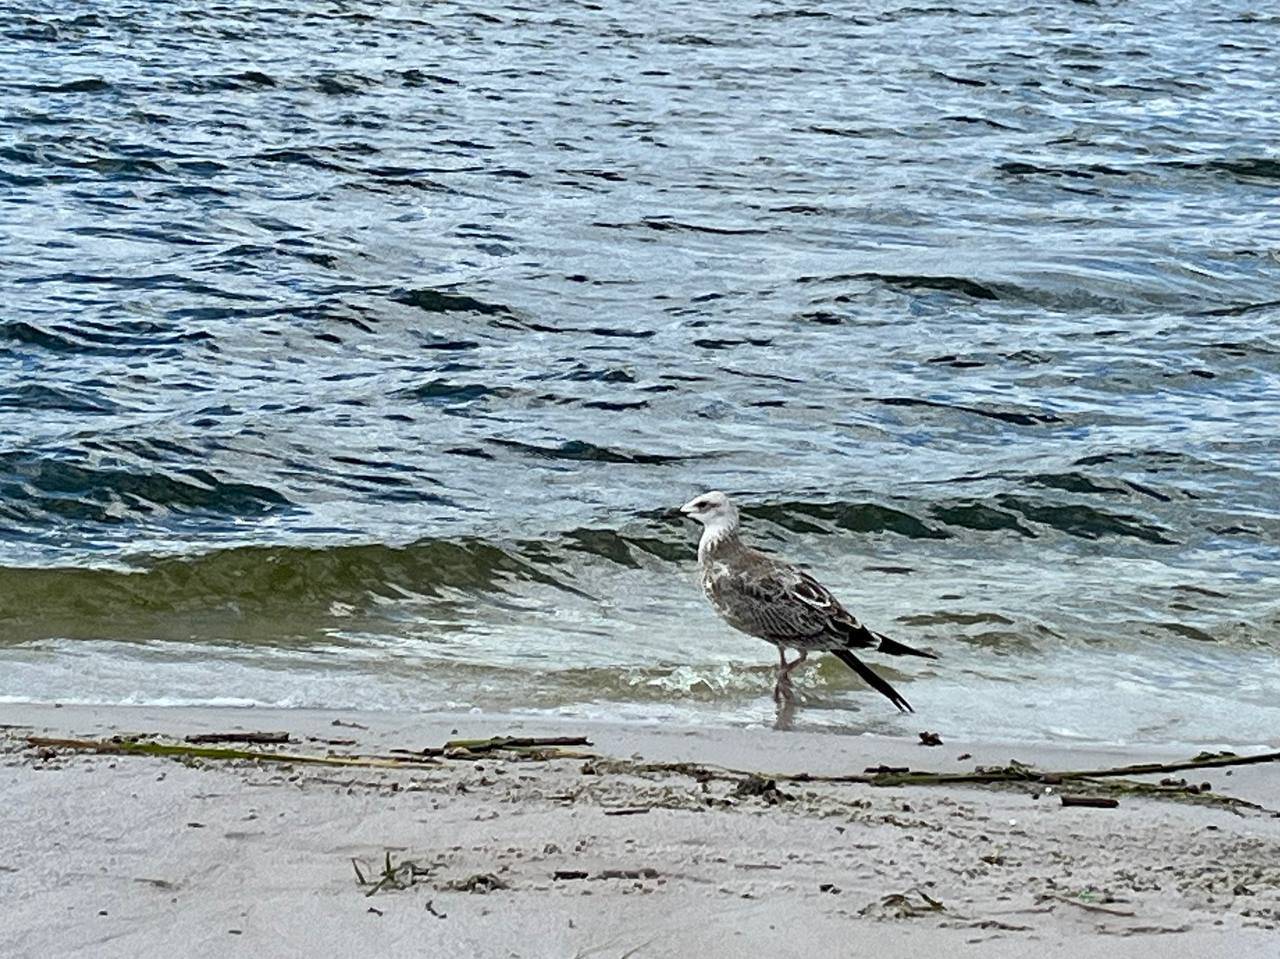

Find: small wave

[997,160,1134,179]
[928,502,1036,537]
[0,451,292,527]
[0,536,588,645]
[0,383,122,414]
[798,271,1001,300]
[592,218,768,236]
[489,439,693,466]
[748,500,951,540]
[876,396,1064,426]
[394,287,517,318]
[1194,157,1280,184]
[29,77,111,93]
[991,495,1176,544]
[179,71,277,93]
[397,379,510,405]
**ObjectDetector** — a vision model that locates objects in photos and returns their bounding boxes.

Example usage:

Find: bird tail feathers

[873,632,937,660]
[830,649,914,713]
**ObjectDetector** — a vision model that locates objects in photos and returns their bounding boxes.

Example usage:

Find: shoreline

[4,703,1279,958]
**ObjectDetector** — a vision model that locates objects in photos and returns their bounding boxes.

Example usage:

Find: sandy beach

[3,704,1278,958]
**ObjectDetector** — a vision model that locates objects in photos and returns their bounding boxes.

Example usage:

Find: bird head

[679,490,738,529]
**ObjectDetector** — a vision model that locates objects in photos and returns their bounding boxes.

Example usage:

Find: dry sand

[3,703,1278,958]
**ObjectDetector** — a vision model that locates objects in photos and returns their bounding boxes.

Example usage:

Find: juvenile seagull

[680,490,936,712]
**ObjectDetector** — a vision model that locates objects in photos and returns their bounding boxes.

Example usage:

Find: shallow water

[2,0,1279,747]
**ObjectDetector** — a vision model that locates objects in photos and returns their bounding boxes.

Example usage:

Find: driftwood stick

[444,736,593,753]
[1035,750,1280,781]
[392,736,594,758]
[25,737,440,769]
[1060,795,1120,809]
[185,732,291,745]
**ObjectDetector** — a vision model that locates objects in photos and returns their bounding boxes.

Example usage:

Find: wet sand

[3,703,1278,958]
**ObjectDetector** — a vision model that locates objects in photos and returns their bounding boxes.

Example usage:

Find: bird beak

[678,500,697,516]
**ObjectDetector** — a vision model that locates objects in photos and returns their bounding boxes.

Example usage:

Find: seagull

[680,490,936,712]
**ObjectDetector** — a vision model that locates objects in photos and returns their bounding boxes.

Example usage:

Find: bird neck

[698,515,742,565]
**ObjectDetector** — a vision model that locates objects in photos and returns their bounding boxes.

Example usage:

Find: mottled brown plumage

[681,491,936,711]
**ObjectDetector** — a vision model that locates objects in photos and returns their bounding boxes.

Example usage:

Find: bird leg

[772,649,809,703]
[782,649,809,678]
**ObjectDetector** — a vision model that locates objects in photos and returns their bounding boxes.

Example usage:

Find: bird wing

[707,551,876,649]
[708,552,937,658]
[787,568,882,649]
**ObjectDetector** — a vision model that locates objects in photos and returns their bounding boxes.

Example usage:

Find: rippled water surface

[3,0,1279,746]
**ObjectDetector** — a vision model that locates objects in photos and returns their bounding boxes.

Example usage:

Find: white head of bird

[680,490,740,559]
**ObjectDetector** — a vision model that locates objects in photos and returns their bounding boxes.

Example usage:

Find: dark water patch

[929,502,1037,537]
[417,336,481,351]
[395,288,517,319]
[558,166,628,183]
[561,528,644,568]
[750,8,835,20]
[1173,584,1231,599]
[253,149,353,173]
[490,439,691,466]
[582,399,649,411]
[876,397,1063,426]
[694,337,773,350]
[399,70,459,87]
[1157,622,1219,643]
[0,384,122,415]
[1198,299,1280,319]
[1,321,102,354]
[997,161,1132,179]
[1027,472,1130,497]
[800,272,1001,301]
[1200,157,1280,185]
[931,71,987,87]
[1202,339,1279,357]
[180,71,279,93]
[750,501,951,541]
[594,218,768,236]
[1120,480,1174,503]
[0,453,292,527]
[944,115,1018,131]
[993,495,1176,544]
[315,72,375,96]
[581,326,656,339]
[398,379,509,405]
[928,355,986,369]
[1,318,213,357]
[0,169,47,187]
[806,125,872,138]
[329,454,433,478]
[898,611,1016,627]
[771,204,828,215]
[552,365,636,384]
[4,21,59,43]
[797,311,845,325]
[28,77,112,94]
[444,446,495,461]
[1072,450,1216,474]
